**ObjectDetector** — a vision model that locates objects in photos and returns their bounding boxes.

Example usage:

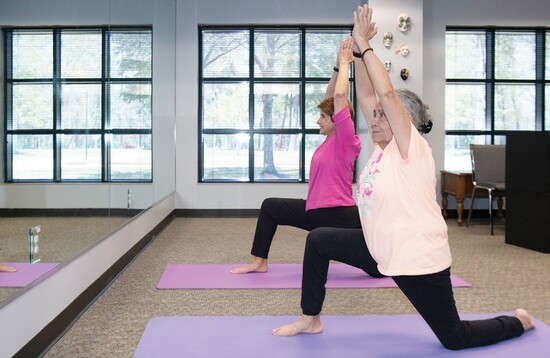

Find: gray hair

[396,89,432,134]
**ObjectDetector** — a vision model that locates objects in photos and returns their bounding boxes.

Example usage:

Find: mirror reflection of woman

[0,263,16,272]
[231,37,363,274]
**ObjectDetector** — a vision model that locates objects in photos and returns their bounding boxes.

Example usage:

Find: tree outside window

[445,28,549,171]
[199,26,354,182]
[3,27,152,182]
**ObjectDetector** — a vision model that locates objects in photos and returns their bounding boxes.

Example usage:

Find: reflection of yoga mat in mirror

[156,264,471,289]
[134,314,549,358]
[0,262,59,287]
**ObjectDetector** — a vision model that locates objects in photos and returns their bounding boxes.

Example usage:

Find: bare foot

[230,257,268,274]
[515,309,536,331]
[272,315,323,336]
[0,264,17,273]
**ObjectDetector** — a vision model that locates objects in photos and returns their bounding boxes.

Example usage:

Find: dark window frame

[198,25,357,183]
[445,26,548,143]
[2,25,153,183]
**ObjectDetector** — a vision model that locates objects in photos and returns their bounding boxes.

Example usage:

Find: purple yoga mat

[0,262,59,288]
[156,263,471,289]
[133,314,549,358]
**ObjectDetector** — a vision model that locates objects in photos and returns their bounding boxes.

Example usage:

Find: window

[445,27,549,170]
[3,27,152,182]
[198,26,354,182]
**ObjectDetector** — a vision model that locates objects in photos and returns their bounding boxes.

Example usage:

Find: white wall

[175,0,425,210]
[423,0,550,208]
[358,0,423,176]
[175,0,366,210]
[176,0,550,210]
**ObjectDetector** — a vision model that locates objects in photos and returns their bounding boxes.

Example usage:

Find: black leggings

[250,197,361,259]
[301,227,524,350]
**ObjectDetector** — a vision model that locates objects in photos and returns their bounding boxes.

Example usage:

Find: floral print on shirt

[357,150,384,218]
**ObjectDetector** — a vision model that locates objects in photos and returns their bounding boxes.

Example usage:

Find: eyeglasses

[373,108,387,124]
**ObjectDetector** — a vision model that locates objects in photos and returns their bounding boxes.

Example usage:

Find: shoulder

[408,122,431,154]
[332,106,351,124]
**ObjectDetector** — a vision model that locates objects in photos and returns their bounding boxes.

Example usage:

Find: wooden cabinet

[506,133,550,253]
[440,170,474,225]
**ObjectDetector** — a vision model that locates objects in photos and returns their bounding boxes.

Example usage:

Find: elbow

[333,90,348,103]
[333,91,349,115]
[378,88,398,102]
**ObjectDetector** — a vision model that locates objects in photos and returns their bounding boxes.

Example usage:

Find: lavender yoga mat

[0,262,58,288]
[134,314,549,358]
[156,263,471,289]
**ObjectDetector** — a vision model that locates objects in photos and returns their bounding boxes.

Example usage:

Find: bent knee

[368,272,385,279]
[307,227,333,240]
[439,337,464,351]
[305,228,333,248]
[261,197,278,207]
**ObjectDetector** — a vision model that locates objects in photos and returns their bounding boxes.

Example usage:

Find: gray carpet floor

[44,217,550,357]
[0,216,128,302]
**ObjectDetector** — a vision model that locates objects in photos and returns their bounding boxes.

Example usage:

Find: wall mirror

[0,0,176,305]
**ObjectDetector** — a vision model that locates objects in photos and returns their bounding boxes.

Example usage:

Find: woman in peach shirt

[272,5,535,350]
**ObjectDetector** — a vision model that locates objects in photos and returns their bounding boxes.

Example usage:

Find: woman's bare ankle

[515,309,536,331]
[0,264,17,272]
[230,257,268,274]
[272,315,323,336]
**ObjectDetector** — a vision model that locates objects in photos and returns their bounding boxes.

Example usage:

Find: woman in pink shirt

[272,5,535,350]
[231,38,362,274]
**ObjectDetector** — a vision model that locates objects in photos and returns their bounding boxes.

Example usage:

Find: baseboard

[445,209,506,219]
[0,208,141,217]
[175,208,508,219]
[175,208,260,217]
[176,209,504,219]
[13,211,175,358]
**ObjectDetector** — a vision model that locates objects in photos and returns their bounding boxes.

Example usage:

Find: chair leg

[466,188,477,227]
[497,195,504,217]
[488,189,493,235]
